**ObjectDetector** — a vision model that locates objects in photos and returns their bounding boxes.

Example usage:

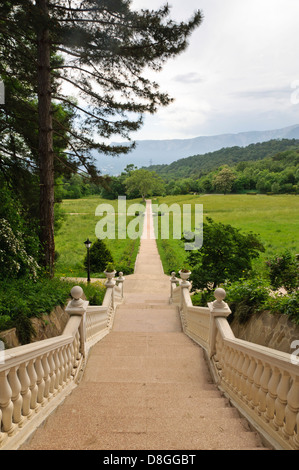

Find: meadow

[54,194,299,279]
[54,196,145,278]
[153,194,299,276]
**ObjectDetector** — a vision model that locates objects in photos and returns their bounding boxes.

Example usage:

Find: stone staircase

[21,201,267,450]
[21,286,265,450]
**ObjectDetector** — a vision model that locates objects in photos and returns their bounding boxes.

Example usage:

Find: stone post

[208,288,231,358]
[117,272,125,298]
[178,270,191,312]
[170,272,178,302]
[66,286,88,358]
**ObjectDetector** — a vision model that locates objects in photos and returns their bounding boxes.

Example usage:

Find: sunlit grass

[153,194,299,275]
[55,194,298,278]
[54,196,145,277]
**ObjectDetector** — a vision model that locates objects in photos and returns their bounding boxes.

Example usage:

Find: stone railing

[0,272,124,450]
[170,270,299,451]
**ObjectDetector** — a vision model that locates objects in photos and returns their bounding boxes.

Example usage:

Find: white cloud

[128,0,299,140]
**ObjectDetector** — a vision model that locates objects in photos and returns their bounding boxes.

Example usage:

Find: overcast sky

[126,0,299,141]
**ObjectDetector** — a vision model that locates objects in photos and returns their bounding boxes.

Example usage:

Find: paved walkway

[22,201,264,450]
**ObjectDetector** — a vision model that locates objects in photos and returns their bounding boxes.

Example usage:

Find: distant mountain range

[94,124,299,176]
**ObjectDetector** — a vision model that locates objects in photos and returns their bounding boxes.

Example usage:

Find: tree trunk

[36,0,55,276]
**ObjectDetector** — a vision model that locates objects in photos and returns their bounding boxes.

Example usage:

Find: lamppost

[84,238,92,282]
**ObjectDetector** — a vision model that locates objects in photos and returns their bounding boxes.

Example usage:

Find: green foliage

[224,278,270,323]
[212,166,236,194]
[84,238,113,274]
[125,169,165,201]
[12,309,37,345]
[266,251,299,292]
[147,139,299,181]
[187,218,265,291]
[146,142,299,197]
[105,263,115,272]
[263,291,299,324]
[113,238,139,275]
[79,281,106,307]
[0,277,106,343]
[0,218,40,280]
[191,290,215,306]
[0,180,40,280]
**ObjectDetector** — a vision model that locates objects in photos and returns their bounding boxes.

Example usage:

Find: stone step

[118,303,175,310]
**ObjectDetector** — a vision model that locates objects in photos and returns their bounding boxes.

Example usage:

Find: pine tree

[0,1,203,275]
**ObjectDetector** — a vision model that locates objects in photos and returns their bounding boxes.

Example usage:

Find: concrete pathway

[22,201,265,450]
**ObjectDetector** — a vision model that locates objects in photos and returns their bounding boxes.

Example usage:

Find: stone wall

[230,310,299,354]
[0,306,69,349]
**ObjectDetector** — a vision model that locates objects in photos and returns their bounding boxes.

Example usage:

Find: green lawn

[54,196,145,277]
[55,194,299,279]
[152,194,299,275]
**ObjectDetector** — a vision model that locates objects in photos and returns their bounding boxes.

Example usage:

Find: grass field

[152,194,299,276]
[54,196,145,278]
[54,194,299,279]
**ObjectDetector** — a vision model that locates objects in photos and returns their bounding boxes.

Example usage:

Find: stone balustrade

[0,272,124,450]
[171,270,299,450]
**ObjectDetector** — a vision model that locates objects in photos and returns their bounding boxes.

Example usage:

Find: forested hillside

[60,139,299,198]
[146,139,299,180]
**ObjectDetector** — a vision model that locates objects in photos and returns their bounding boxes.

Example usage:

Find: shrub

[225,278,270,323]
[188,218,265,292]
[84,238,113,274]
[191,290,214,306]
[266,251,299,292]
[0,218,40,280]
[263,291,299,324]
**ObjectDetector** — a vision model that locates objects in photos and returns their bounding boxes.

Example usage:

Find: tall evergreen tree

[0,0,203,275]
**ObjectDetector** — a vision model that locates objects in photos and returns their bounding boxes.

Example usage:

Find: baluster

[231,350,239,392]
[213,333,222,372]
[75,332,81,361]
[293,408,299,449]
[274,371,290,432]
[265,367,280,424]
[59,348,66,387]
[8,366,23,427]
[48,351,56,396]
[62,347,69,383]
[35,356,45,406]
[235,352,245,397]
[225,348,234,388]
[0,408,4,445]
[70,341,78,377]
[18,362,32,419]
[41,354,51,401]
[283,375,299,441]
[0,370,15,435]
[257,363,272,417]
[240,354,250,398]
[252,359,263,410]
[222,345,231,385]
[229,349,237,391]
[28,359,38,413]
[246,357,257,407]
[66,345,73,381]
[53,349,61,394]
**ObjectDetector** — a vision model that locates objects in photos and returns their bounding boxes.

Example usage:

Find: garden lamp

[84,238,92,282]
